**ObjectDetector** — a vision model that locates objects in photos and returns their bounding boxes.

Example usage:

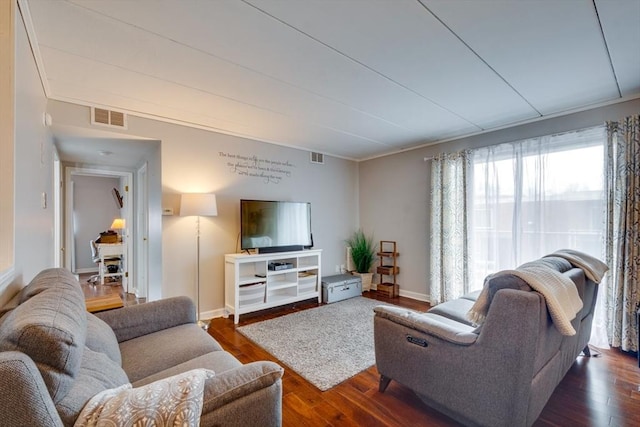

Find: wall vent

[310,152,324,164]
[91,107,128,129]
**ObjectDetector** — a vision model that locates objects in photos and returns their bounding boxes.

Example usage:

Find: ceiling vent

[310,152,324,164]
[91,107,128,129]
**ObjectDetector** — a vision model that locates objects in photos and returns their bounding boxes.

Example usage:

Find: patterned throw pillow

[74,369,215,427]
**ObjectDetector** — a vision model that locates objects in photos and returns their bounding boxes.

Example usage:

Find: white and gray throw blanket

[547,249,608,283]
[468,250,608,336]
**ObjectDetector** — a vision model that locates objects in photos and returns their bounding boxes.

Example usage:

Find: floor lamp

[180,193,218,330]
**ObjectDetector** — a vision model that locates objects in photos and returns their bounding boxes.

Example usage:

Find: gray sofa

[374,255,601,427]
[0,268,283,426]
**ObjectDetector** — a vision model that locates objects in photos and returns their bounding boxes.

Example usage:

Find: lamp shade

[180,193,218,217]
[110,218,125,230]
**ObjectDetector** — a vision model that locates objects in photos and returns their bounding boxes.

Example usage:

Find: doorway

[65,167,134,293]
[52,126,160,301]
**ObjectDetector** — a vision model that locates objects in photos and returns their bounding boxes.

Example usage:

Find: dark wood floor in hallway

[208,292,640,427]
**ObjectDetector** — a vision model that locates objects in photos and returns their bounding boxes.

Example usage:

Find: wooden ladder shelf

[376,240,399,298]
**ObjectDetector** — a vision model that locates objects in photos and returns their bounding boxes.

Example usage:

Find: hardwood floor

[207,292,640,427]
[78,273,144,307]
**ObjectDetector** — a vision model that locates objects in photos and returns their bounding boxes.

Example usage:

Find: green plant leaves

[346,230,377,273]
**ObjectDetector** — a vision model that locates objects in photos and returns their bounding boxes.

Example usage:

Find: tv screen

[240,200,312,252]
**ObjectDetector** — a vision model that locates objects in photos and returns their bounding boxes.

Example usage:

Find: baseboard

[0,266,15,289]
[199,293,430,321]
[0,266,18,307]
[200,308,227,320]
[398,288,430,302]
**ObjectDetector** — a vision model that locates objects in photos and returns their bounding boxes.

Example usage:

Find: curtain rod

[423,156,434,162]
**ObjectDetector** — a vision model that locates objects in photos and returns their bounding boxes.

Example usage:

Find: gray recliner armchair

[373,255,602,427]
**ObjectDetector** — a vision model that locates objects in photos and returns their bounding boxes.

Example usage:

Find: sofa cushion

[460,290,481,302]
[119,324,223,383]
[133,351,242,387]
[0,268,87,403]
[85,314,121,365]
[55,347,130,426]
[428,298,476,326]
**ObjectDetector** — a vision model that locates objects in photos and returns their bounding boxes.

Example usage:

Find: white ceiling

[51,124,156,168]
[22,0,640,161]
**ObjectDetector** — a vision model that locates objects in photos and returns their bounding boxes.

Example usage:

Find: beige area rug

[237,297,397,391]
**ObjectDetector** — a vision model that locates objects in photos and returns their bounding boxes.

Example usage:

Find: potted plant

[346,229,377,291]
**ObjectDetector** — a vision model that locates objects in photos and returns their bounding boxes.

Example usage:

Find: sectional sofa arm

[0,351,64,427]
[200,361,284,416]
[373,305,478,345]
[95,296,196,342]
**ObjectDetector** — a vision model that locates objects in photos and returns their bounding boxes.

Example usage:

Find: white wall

[359,98,640,302]
[45,101,359,317]
[3,4,55,303]
[71,175,120,271]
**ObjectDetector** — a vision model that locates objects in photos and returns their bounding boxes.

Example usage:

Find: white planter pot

[353,272,373,292]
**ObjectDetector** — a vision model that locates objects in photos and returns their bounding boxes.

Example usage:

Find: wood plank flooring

[207,292,640,427]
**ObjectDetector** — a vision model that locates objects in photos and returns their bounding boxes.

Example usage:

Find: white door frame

[64,167,134,291]
[53,149,63,267]
[135,162,149,299]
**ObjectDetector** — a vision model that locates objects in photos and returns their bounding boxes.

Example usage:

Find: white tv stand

[224,249,322,324]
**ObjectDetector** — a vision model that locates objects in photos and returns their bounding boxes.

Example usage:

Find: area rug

[237,297,397,391]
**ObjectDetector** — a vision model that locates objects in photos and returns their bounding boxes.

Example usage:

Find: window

[467,126,606,290]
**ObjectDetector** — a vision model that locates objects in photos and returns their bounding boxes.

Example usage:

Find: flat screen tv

[240,199,313,253]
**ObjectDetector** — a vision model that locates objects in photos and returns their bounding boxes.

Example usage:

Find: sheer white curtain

[467,126,606,292]
[430,126,607,313]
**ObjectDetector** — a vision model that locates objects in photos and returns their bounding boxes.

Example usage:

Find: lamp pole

[180,193,218,331]
[195,214,205,329]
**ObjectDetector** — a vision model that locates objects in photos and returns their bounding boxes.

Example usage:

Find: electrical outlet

[335,264,340,273]
[41,192,47,209]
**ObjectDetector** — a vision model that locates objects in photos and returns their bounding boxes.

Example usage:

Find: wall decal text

[219,152,296,184]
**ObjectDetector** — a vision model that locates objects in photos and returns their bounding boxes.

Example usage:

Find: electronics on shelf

[268,261,294,271]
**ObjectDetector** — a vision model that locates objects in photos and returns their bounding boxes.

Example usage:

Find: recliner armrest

[373,305,478,345]
[200,361,284,415]
[95,296,196,342]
